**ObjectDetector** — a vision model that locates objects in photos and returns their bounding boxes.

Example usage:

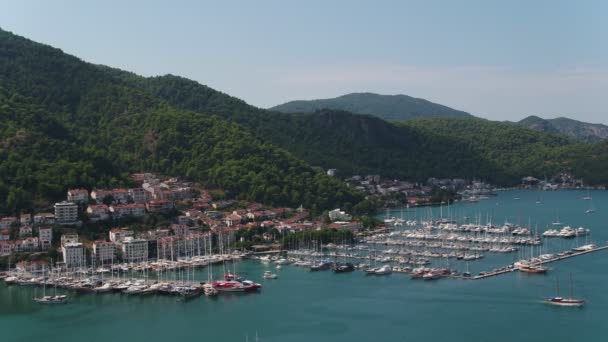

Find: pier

[455,244,608,280]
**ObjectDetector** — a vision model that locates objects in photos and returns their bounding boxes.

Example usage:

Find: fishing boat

[545,274,585,307]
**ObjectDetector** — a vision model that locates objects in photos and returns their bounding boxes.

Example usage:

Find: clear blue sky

[1,0,607,122]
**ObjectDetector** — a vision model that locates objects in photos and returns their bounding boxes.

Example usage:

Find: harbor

[1,190,607,342]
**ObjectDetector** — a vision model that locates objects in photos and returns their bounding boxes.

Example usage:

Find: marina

[1,190,608,342]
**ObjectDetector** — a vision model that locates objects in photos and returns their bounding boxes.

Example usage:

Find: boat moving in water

[545,274,585,307]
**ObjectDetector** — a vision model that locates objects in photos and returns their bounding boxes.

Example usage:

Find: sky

[1,0,607,123]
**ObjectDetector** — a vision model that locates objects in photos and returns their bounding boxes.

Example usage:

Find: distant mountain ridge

[269,92,476,121]
[518,116,608,142]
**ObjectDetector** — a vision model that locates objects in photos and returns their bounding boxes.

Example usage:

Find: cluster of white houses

[0,214,53,256]
[58,232,150,268]
[1,173,364,263]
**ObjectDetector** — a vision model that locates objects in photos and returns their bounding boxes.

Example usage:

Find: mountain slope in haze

[269,92,476,121]
[519,115,608,142]
[0,28,361,215]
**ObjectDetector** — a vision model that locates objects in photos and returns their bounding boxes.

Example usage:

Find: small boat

[275,258,290,265]
[310,262,332,271]
[33,295,68,304]
[545,273,585,307]
[546,297,586,307]
[332,263,355,273]
[263,271,278,279]
[364,267,378,275]
[203,283,218,296]
[374,265,392,275]
[422,270,443,281]
[518,265,548,274]
[4,276,18,284]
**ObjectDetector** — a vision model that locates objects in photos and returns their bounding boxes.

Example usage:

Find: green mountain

[130,75,608,186]
[518,115,608,142]
[0,28,362,216]
[269,92,476,121]
[2,28,608,218]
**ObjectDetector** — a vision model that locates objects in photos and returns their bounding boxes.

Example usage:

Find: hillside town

[0,173,363,266]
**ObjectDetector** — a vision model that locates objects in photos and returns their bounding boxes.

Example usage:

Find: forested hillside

[2,27,608,218]
[135,75,608,185]
[0,29,362,215]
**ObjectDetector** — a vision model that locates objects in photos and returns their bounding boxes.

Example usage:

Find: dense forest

[133,75,608,185]
[2,28,608,216]
[0,29,362,216]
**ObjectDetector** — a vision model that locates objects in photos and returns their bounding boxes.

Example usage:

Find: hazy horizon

[1,0,606,123]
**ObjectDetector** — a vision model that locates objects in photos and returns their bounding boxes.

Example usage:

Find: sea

[1,190,607,342]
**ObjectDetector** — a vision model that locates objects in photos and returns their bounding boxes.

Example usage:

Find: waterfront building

[328,208,352,222]
[62,242,85,269]
[327,221,362,231]
[16,260,48,273]
[0,229,10,241]
[54,201,79,225]
[67,189,89,203]
[92,241,116,264]
[157,233,208,260]
[121,237,148,263]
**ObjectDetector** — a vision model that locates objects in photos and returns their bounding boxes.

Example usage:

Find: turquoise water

[1,190,607,342]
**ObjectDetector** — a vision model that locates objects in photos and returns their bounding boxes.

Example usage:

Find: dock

[454,245,608,280]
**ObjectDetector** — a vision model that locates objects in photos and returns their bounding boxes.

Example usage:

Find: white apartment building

[109,228,133,243]
[39,227,53,249]
[93,241,116,264]
[62,242,85,269]
[121,237,148,263]
[54,201,79,225]
[67,189,89,203]
[328,208,352,222]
